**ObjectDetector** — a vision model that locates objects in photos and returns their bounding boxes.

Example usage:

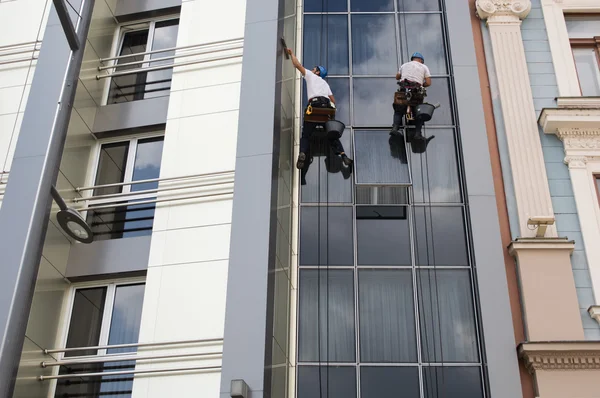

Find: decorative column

[476,0,557,237]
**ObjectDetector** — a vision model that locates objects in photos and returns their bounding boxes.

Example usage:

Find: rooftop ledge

[539,97,600,134]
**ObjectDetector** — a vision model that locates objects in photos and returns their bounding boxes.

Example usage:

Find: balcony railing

[0,40,41,66]
[98,37,243,104]
[73,171,235,241]
[40,338,223,396]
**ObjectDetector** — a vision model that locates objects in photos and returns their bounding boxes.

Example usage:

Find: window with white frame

[565,15,600,97]
[107,17,179,104]
[54,281,145,398]
[87,135,164,241]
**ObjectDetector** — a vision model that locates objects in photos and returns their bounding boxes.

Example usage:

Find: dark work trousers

[300,120,345,155]
[393,104,423,136]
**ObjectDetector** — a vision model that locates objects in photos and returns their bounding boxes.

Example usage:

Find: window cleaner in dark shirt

[286,48,353,169]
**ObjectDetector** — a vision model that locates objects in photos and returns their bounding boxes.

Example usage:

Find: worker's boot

[296,152,307,169]
[390,124,402,137]
[341,153,353,167]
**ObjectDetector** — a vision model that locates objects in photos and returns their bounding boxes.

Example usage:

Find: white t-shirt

[398,61,431,84]
[304,69,333,100]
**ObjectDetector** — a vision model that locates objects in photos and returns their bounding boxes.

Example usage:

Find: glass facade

[297,0,486,396]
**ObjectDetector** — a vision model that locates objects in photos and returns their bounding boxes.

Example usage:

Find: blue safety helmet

[316,65,328,78]
[411,52,424,62]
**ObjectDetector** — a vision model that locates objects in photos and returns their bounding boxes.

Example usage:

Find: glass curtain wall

[297,0,487,397]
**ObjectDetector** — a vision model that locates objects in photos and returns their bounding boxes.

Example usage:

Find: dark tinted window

[298,270,356,362]
[351,0,394,11]
[359,270,417,362]
[354,130,411,185]
[357,206,410,265]
[361,367,420,398]
[423,367,483,398]
[300,207,354,266]
[304,15,349,75]
[64,288,107,357]
[400,13,447,74]
[413,206,468,266]
[353,78,396,127]
[298,366,356,398]
[398,0,440,11]
[418,270,479,362]
[351,15,398,75]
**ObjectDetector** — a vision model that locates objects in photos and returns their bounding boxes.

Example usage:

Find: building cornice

[476,0,532,21]
[519,341,600,373]
[589,306,600,326]
[508,238,575,255]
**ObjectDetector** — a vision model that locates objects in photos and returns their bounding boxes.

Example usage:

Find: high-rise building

[0,0,599,397]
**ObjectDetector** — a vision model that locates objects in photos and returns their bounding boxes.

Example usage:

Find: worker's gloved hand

[330,102,336,109]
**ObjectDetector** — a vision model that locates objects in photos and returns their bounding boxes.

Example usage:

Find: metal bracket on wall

[52,0,80,51]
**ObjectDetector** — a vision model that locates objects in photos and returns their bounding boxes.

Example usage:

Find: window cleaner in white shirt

[391,52,431,142]
[286,48,353,170]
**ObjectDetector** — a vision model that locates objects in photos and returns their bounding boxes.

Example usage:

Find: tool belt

[304,96,335,123]
[394,79,427,107]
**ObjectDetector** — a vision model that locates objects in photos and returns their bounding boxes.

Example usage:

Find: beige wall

[536,370,600,398]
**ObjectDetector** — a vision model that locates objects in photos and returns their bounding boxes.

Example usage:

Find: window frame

[82,131,165,238]
[570,36,600,96]
[84,131,165,200]
[56,278,146,360]
[101,14,180,106]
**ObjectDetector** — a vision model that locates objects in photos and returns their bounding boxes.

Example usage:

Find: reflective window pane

[304,15,349,75]
[298,366,356,398]
[413,207,468,267]
[423,367,483,398]
[353,78,396,126]
[356,186,409,205]
[572,48,600,96]
[398,0,440,11]
[304,0,347,12]
[361,367,419,398]
[64,288,107,357]
[565,16,600,38]
[145,19,179,99]
[298,270,356,362]
[423,78,453,125]
[328,78,350,125]
[93,142,130,197]
[108,29,149,104]
[300,207,354,266]
[400,13,447,74]
[357,206,411,265]
[418,270,479,363]
[302,128,353,203]
[359,270,417,362]
[107,284,145,354]
[411,129,461,203]
[351,15,398,75]
[124,137,165,238]
[351,0,394,11]
[354,130,410,185]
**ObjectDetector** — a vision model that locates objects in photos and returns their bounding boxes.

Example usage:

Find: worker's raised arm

[286,49,306,76]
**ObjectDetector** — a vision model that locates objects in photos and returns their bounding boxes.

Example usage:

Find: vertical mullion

[97,284,116,356]
[123,138,138,194]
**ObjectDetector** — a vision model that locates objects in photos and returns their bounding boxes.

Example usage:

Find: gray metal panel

[220,1,284,395]
[65,236,151,279]
[115,0,181,19]
[92,96,169,136]
[446,1,524,398]
[0,0,94,395]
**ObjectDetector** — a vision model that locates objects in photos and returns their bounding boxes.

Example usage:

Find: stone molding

[519,342,600,373]
[476,0,532,20]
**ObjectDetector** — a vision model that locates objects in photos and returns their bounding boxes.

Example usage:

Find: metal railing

[74,170,235,211]
[73,171,234,239]
[0,40,41,66]
[96,37,243,80]
[40,337,224,382]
